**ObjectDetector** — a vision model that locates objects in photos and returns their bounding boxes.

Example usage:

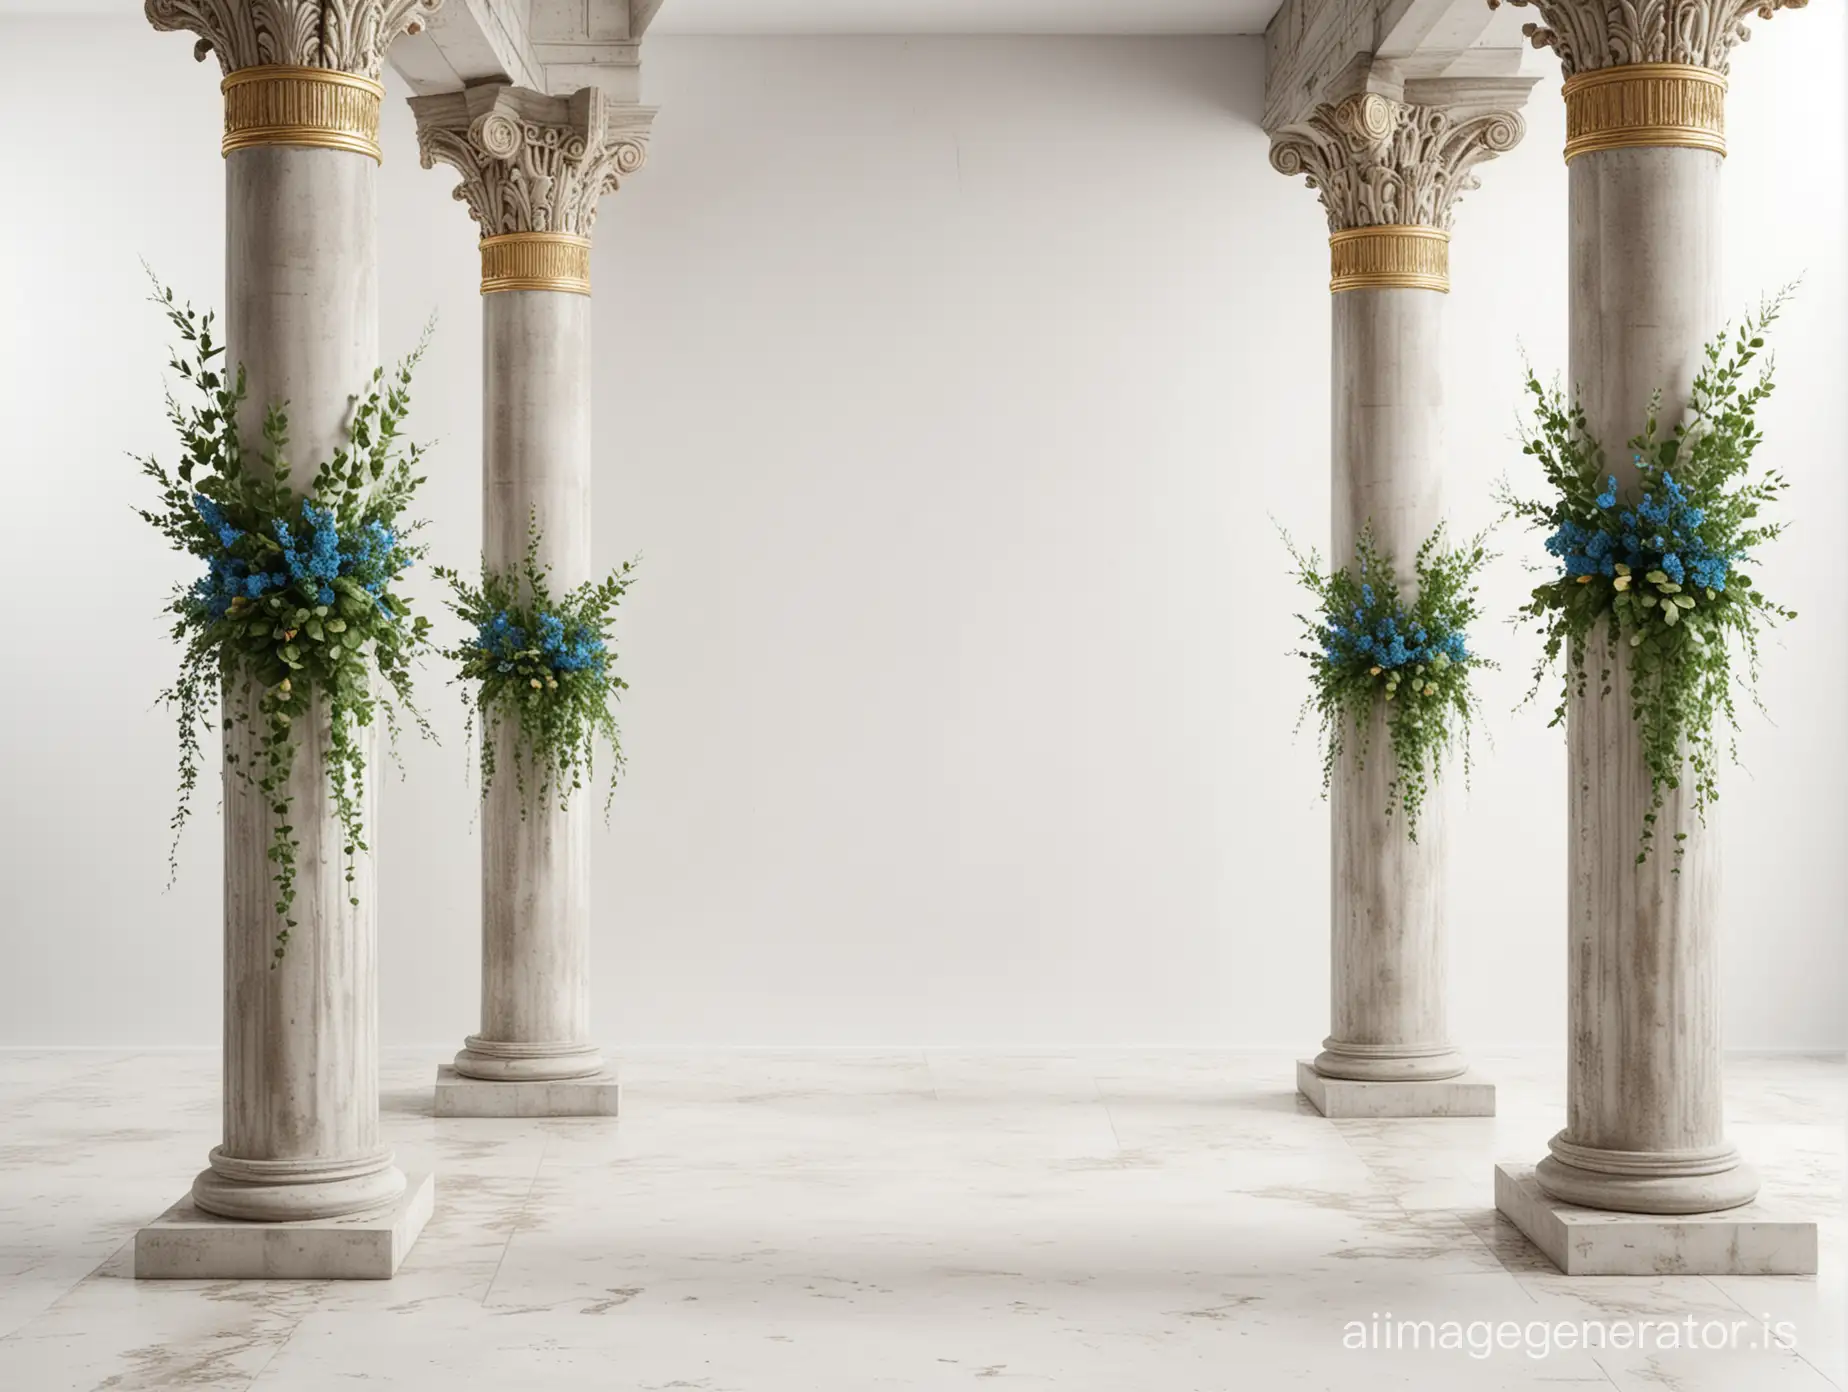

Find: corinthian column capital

[1270,93,1525,291]
[147,1,443,160]
[1271,93,1526,234]
[411,83,654,294]
[1487,0,1808,77]
[145,0,442,78]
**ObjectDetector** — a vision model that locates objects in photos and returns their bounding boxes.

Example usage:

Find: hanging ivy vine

[137,282,434,958]
[436,515,635,813]
[1286,523,1491,841]
[1501,291,1797,861]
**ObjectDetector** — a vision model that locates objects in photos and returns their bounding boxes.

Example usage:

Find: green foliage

[1286,524,1491,841]
[436,516,635,812]
[1500,291,1796,860]
[137,279,434,957]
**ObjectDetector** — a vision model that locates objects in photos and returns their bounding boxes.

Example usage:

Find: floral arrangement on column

[1287,525,1490,840]
[138,286,433,957]
[436,520,635,811]
[1502,294,1796,859]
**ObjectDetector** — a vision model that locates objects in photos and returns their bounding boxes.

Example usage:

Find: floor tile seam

[1585,1352,1637,1388]
[480,1131,555,1307]
[1325,1113,1549,1277]
[1704,1270,1843,1389]
[0,1227,146,1346]
[234,1320,300,1391]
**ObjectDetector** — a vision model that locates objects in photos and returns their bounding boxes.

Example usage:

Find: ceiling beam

[390,0,544,95]
[390,0,656,101]
[1264,0,1536,131]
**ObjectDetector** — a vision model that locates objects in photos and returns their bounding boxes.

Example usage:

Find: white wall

[0,18,1841,1049]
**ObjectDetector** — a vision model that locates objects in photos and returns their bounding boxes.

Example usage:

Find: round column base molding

[221,65,384,162]
[1536,1138,1759,1215]
[1313,1040,1468,1083]
[454,1037,606,1082]
[1562,63,1727,162]
[1327,225,1449,294]
[480,233,593,295]
[193,1147,404,1222]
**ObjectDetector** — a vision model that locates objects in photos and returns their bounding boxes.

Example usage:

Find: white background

[0,15,1842,1049]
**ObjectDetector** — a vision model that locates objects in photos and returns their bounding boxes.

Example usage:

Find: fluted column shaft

[146,0,440,1222]
[411,83,650,1084]
[1271,90,1526,1088]
[1324,285,1460,1080]
[465,288,601,1080]
[1486,0,1810,1214]
[1529,58,1751,1218]
[210,144,399,1220]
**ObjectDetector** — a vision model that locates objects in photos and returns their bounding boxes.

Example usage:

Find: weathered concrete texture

[481,289,593,578]
[1314,286,1468,1092]
[1330,287,1445,564]
[137,1172,434,1280]
[455,719,600,1083]
[451,287,607,1087]
[187,144,406,1226]
[1528,144,1756,1217]
[204,682,401,1221]
[433,1063,620,1117]
[226,147,379,469]
[1296,1059,1493,1117]
[1495,1165,1815,1276]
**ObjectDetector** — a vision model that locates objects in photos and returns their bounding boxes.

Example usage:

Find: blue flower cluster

[1323,584,1470,673]
[1545,470,1732,592]
[477,612,527,672]
[190,494,406,619]
[536,612,606,673]
[475,608,607,677]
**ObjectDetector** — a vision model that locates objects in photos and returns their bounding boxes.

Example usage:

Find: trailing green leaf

[1285,523,1491,841]
[1499,290,1796,861]
[436,513,634,813]
[138,276,435,957]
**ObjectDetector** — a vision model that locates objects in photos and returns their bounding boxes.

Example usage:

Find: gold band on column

[1328,226,1449,294]
[479,233,594,295]
[221,66,385,161]
[1562,63,1727,162]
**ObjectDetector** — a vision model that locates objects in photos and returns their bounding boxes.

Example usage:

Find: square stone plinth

[1494,1163,1819,1276]
[433,1064,621,1117]
[1296,1059,1496,1117]
[135,1170,434,1280]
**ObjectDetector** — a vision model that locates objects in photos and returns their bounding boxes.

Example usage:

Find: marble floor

[0,1048,1840,1391]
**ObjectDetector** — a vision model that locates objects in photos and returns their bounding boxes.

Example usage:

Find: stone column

[135,0,440,1280]
[1271,87,1526,1118]
[412,83,650,1117]
[1489,0,1818,1274]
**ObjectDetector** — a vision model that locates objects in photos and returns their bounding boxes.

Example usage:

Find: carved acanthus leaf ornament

[1485,0,1809,76]
[145,0,442,78]
[1269,94,1525,234]
[412,85,651,240]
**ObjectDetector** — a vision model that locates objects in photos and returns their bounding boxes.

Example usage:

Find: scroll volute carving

[412,85,651,241]
[1269,94,1525,234]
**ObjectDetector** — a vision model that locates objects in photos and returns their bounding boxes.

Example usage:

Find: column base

[1296,1058,1495,1117]
[192,1147,406,1221]
[452,1037,606,1082]
[135,1170,434,1280]
[1537,1133,1760,1214]
[1312,1039,1469,1082]
[1494,1163,1816,1275]
[434,1062,621,1117]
